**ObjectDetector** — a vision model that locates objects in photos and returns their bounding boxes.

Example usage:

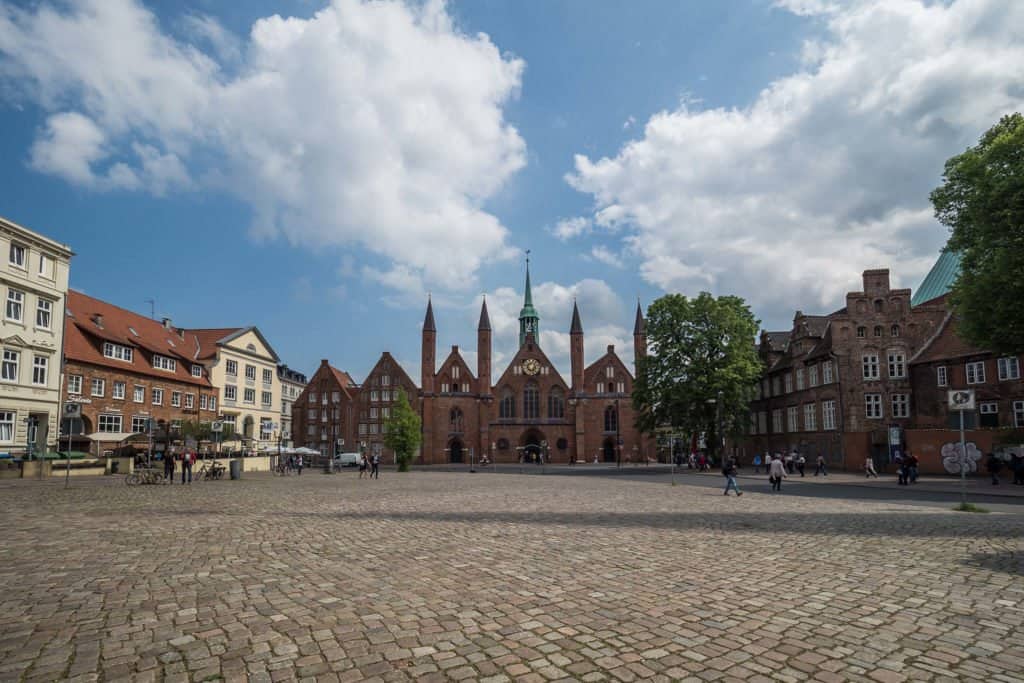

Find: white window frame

[152,355,176,372]
[152,388,163,406]
[772,409,783,433]
[244,388,255,404]
[171,391,181,408]
[209,396,216,411]
[997,357,1020,381]
[133,385,144,403]
[68,375,83,395]
[262,368,273,385]
[6,289,23,322]
[103,342,133,362]
[803,403,816,431]
[36,299,52,330]
[795,368,805,391]
[112,381,125,400]
[0,410,14,442]
[865,393,883,419]
[862,354,880,380]
[90,377,105,397]
[245,365,256,381]
[9,242,25,268]
[191,364,202,378]
[808,364,818,387]
[261,391,272,407]
[787,406,799,432]
[822,361,834,384]
[98,414,123,433]
[937,366,948,387]
[1014,401,1024,428]
[784,374,793,393]
[822,400,836,431]
[38,253,50,277]
[225,359,238,376]
[979,402,998,415]
[224,385,236,402]
[30,355,47,385]
[200,394,208,410]
[131,416,149,433]
[887,350,906,379]
[184,393,195,409]
[891,393,909,418]
[1,349,19,382]
[966,361,986,385]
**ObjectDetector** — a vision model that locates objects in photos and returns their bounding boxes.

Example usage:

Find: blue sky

[1,0,1022,382]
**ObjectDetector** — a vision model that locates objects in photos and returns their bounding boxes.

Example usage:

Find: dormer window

[152,355,176,372]
[103,342,133,362]
[191,364,202,378]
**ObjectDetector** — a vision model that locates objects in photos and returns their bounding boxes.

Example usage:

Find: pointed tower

[633,299,647,375]
[421,297,436,395]
[518,254,540,347]
[477,296,492,395]
[570,299,584,393]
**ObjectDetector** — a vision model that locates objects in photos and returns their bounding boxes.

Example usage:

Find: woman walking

[722,458,743,497]
[864,456,878,478]
[769,455,787,492]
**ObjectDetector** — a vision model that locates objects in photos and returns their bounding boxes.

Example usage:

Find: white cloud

[588,245,623,269]
[567,0,1024,328]
[0,0,525,291]
[550,216,591,241]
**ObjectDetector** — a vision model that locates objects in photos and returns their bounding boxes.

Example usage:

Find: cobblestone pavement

[1,472,1022,683]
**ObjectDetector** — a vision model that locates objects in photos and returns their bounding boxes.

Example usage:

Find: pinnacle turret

[423,296,436,332]
[570,300,583,335]
[478,296,491,331]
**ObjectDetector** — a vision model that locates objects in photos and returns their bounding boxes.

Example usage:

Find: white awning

[85,432,148,442]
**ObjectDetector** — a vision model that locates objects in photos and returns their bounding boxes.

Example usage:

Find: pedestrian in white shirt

[769,456,787,492]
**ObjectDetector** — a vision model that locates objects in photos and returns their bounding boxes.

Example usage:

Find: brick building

[742,269,947,468]
[277,364,307,448]
[906,301,1024,473]
[62,291,218,456]
[291,360,357,458]
[417,262,650,465]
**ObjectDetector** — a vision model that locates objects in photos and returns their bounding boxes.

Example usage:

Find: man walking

[814,454,828,476]
[769,455,786,492]
[864,456,878,478]
[796,454,806,477]
[181,450,193,485]
[371,452,380,479]
[986,452,1001,485]
[163,450,175,483]
[753,453,762,474]
[296,453,303,476]
[722,457,742,496]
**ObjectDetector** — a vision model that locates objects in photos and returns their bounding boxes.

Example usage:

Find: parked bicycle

[274,459,294,476]
[125,468,165,486]
[195,461,226,481]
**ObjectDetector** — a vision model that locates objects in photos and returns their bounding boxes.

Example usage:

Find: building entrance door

[520,430,544,463]
[602,437,616,463]
[448,439,464,463]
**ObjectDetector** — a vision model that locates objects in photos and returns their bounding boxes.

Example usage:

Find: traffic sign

[948,389,976,411]
[63,402,82,419]
[211,421,224,433]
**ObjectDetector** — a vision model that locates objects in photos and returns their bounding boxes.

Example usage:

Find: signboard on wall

[948,389,976,411]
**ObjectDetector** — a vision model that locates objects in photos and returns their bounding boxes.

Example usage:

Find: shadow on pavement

[960,550,1024,575]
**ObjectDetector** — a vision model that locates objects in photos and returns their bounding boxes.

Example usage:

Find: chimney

[178,328,185,340]
[321,359,330,366]
[452,345,459,353]
[162,317,172,330]
[607,344,615,353]
[92,314,103,328]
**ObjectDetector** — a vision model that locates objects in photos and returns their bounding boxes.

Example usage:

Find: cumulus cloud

[550,216,591,241]
[588,245,624,269]
[566,0,1024,329]
[0,0,525,290]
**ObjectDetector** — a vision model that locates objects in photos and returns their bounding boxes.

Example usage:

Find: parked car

[334,452,361,467]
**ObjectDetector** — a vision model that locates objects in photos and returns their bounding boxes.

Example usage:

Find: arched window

[499,388,515,419]
[449,407,464,433]
[548,387,565,419]
[604,405,618,432]
[523,381,539,419]
[891,324,900,337]
[874,325,883,337]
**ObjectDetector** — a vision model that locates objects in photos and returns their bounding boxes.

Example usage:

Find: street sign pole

[959,408,967,507]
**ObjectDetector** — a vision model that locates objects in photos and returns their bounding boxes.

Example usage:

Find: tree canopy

[932,112,1024,354]
[383,389,422,472]
[632,292,762,457]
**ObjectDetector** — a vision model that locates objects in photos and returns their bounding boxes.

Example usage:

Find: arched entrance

[448,438,464,463]
[520,429,545,464]
[243,416,254,439]
[602,436,616,463]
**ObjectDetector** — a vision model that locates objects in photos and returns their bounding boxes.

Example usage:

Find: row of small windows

[856,325,900,338]
[936,358,1020,386]
[761,361,834,398]
[225,360,274,384]
[224,385,272,407]
[101,341,203,377]
[5,288,53,329]
[67,375,216,410]
[752,394,908,434]
[861,351,906,380]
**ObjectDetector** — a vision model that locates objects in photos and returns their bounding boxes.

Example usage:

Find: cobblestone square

[1,472,1022,683]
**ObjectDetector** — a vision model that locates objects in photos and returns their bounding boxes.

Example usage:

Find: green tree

[383,389,422,472]
[633,292,762,461]
[932,113,1024,354]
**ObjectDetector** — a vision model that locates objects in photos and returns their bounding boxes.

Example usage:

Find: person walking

[796,454,806,477]
[906,452,919,484]
[784,452,794,475]
[181,450,193,485]
[814,454,827,476]
[768,455,787,492]
[163,450,175,483]
[358,453,368,479]
[371,452,380,479]
[1011,453,1024,485]
[753,453,762,474]
[296,453,303,476]
[722,457,743,496]
[986,452,1001,485]
[864,456,878,478]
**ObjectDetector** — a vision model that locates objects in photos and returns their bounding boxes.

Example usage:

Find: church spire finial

[518,250,539,346]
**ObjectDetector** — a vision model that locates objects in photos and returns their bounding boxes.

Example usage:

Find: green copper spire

[519,251,540,347]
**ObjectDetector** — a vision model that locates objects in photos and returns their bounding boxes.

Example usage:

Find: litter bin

[229,458,241,480]
[110,460,119,474]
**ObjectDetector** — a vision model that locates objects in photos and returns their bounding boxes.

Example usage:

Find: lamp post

[615,398,621,468]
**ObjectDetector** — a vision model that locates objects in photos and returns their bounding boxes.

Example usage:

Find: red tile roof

[910,311,988,364]
[65,290,212,387]
[186,328,246,360]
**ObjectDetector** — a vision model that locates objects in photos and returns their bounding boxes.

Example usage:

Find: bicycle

[274,460,294,476]
[125,468,165,486]
[195,461,226,481]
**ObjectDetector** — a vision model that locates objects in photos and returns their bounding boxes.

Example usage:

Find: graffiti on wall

[941,441,982,474]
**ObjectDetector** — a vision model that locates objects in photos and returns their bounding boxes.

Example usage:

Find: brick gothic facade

[418,265,650,465]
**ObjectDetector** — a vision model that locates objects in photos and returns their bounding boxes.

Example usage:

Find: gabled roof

[584,345,635,382]
[910,311,988,364]
[805,322,834,360]
[363,352,418,391]
[494,339,568,388]
[64,290,211,387]
[186,326,280,362]
[762,331,790,351]
[912,250,961,307]
[437,346,477,381]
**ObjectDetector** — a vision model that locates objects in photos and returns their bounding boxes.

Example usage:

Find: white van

[334,452,362,467]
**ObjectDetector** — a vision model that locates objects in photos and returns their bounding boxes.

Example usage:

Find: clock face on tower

[524,320,535,332]
[522,358,541,375]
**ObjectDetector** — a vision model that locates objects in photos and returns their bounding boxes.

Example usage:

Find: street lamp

[614,398,621,468]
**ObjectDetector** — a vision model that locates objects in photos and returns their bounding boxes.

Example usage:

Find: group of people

[358,452,381,479]
[161,450,197,484]
[986,452,1024,485]
[724,453,797,494]
[751,451,829,478]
